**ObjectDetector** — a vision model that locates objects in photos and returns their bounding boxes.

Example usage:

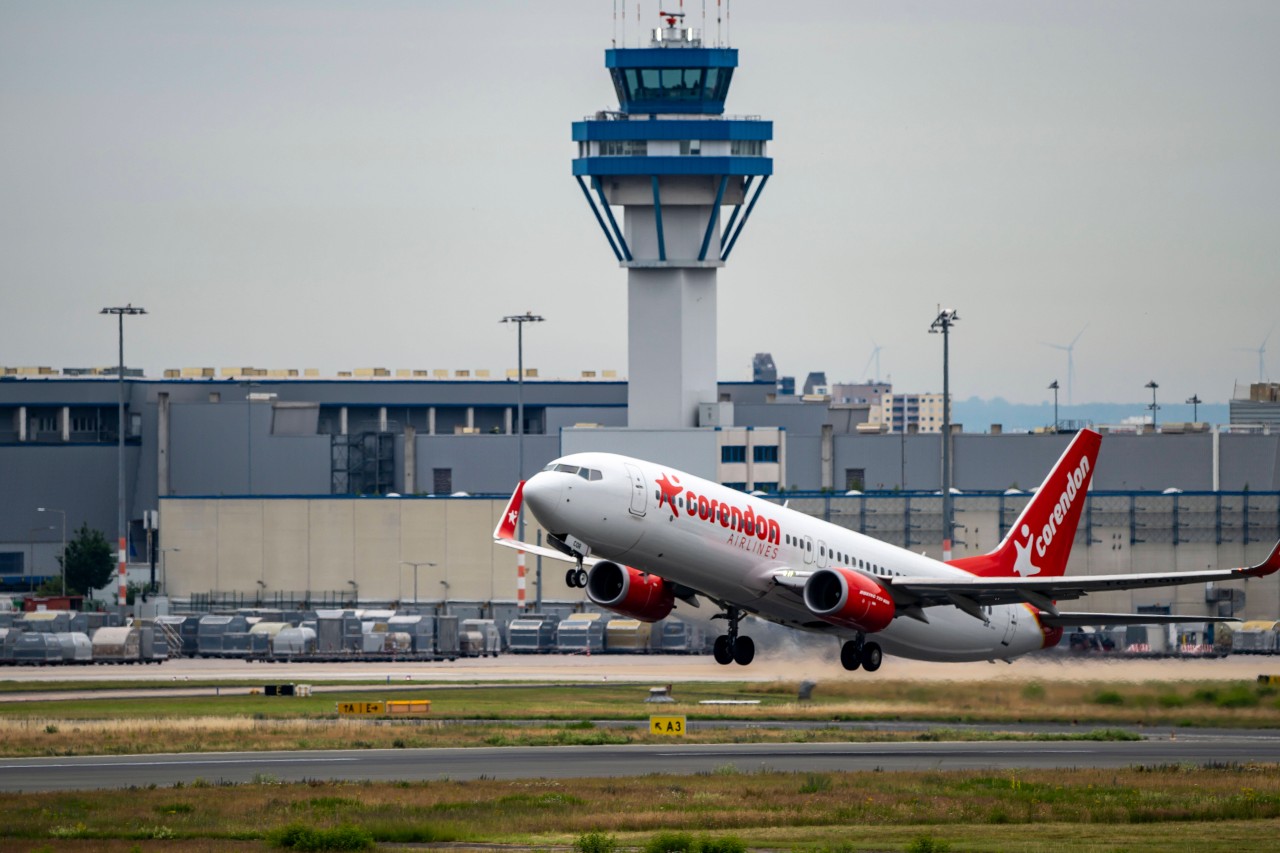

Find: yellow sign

[649,715,687,736]
[337,701,386,716]
[386,700,431,716]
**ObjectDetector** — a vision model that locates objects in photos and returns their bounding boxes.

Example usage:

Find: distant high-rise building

[752,352,777,384]
[803,372,828,396]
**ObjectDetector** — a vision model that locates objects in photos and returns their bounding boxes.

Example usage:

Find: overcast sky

[2,1,1276,404]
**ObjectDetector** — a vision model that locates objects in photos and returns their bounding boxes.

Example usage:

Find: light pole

[1145,380,1160,431]
[1186,393,1202,423]
[929,308,959,560]
[159,547,180,595]
[501,311,544,611]
[1048,380,1060,433]
[400,561,434,609]
[101,304,146,609]
[37,507,66,596]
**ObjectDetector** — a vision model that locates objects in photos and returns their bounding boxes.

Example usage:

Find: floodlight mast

[501,312,544,609]
[929,308,959,561]
[100,304,146,609]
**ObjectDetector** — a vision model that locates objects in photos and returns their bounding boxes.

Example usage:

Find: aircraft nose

[522,472,564,525]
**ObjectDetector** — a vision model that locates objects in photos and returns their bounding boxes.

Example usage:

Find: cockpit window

[546,463,602,481]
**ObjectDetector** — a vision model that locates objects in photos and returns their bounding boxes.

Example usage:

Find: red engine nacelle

[803,567,895,633]
[586,561,675,623]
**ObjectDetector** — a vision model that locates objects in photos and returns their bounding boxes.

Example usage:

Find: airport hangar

[1,370,1278,624]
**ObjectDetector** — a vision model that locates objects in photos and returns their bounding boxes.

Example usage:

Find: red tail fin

[494,481,525,542]
[950,429,1102,578]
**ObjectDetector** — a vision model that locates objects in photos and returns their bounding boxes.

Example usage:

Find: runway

[0,651,1273,686]
[2,730,1277,792]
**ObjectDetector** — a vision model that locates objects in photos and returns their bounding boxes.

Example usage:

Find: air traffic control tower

[573,12,772,430]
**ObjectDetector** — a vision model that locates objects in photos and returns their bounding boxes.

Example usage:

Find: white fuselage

[523,452,1049,663]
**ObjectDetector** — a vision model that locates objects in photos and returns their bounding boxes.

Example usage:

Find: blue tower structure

[573,12,772,430]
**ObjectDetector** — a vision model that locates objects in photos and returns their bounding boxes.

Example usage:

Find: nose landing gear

[840,633,882,672]
[564,563,589,588]
[712,607,755,666]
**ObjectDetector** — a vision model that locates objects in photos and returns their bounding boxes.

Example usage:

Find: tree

[60,524,114,597]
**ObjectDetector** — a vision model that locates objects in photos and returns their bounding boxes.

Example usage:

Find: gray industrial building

[2,372,1279,617]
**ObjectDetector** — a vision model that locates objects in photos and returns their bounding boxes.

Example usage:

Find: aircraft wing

[887,539,1280,616]
[1037,612,1240,627]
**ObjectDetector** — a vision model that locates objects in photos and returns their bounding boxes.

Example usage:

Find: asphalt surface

[3,654,1278,792]
[2,731,1278,792]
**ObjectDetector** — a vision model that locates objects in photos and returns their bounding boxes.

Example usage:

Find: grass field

[3,764,1278,851]
[1,675,1279,850]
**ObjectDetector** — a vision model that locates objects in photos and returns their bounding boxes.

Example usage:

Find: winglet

[494,481,525,542]
[1242,539,1280,578]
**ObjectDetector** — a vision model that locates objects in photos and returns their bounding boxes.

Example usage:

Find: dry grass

[3,764,1280,850]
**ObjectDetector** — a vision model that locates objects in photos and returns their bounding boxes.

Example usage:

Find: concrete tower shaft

[573,15,772,429]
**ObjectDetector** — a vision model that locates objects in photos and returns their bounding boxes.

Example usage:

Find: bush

[1092,689,1125,706]
[267,823,374,851]
[698,836,747,853]
[644,831,695,853]
[906,836,951,853]
[575,831,619,853]
[800,773,832,794]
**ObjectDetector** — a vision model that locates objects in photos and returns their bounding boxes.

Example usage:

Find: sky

[1,1,1276,405]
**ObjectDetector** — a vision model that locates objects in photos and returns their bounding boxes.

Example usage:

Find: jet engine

[803,568,895,633]
[586,561,675,623]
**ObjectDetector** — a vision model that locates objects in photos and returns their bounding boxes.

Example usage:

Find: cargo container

[604,618,652,652]
[1231,620,1280,654]
[387,615,435,653]
[557,613,606,653]
[460,619,501,656]
[91,626,140,662]
[197,615,250,656]
[55,632,93,662]
[12,632,62,663]
[507,615,558,653]
[273,626,317,657]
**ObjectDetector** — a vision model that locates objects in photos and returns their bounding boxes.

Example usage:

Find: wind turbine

[1041,324,1087,407]
[862,340,883,383]
[1236,327,1272,383]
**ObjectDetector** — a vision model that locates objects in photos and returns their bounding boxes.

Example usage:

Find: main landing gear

[840,633,882,672]
[712,607,754,666]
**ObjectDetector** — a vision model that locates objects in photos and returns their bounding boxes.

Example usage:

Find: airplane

[494,429,1280,672]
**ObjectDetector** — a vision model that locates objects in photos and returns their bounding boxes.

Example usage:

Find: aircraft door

[625,463,647,517]
[802,535,814,565]
[816,540,829,569]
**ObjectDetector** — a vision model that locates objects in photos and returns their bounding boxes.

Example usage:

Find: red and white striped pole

[118,537,128,606]
[517,549,527,609]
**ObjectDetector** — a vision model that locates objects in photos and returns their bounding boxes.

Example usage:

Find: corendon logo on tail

[1012,454,1092,576]
[656,472,782,558]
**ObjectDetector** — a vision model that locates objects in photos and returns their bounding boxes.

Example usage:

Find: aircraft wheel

[565,568,577,588]
[860,642,883,672]
[840,640,862,671]
[732,635,755,666]
[575,567,589,587]
[713,635,733,665]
